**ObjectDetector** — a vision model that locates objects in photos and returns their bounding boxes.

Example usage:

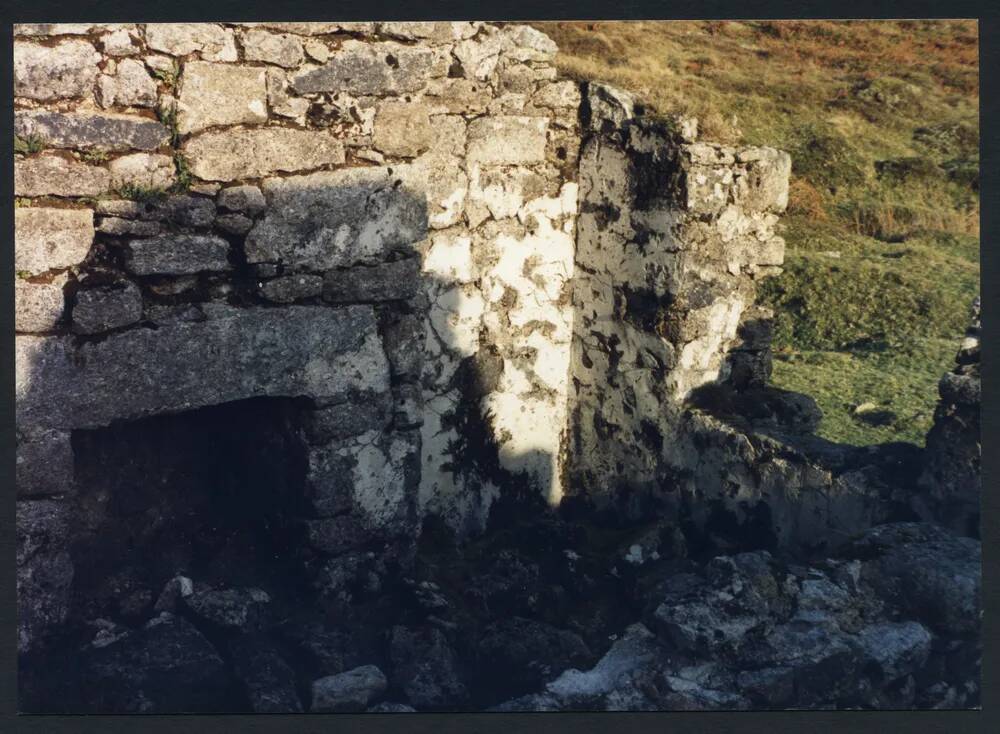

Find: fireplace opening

[68,396,314,626]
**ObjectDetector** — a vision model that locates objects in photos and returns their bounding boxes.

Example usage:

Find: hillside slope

[532,20,980,445]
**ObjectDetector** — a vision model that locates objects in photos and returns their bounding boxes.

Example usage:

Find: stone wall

[14,21,580,652]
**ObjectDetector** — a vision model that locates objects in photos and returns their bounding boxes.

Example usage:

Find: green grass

[14,134,45,155]
[532,20,980,446]
[772,338,960,446]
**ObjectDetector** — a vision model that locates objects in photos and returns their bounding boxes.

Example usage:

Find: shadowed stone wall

[14,21,581,653]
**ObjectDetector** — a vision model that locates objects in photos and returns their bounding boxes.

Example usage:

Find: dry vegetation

[531,20,980,446]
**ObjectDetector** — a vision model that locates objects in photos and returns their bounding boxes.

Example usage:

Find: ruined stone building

[14,22,981,712]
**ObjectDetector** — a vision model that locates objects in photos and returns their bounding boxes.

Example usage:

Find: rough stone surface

[323,259,421,302]
[72,282,143,334]
[259,274,324,303]
[291,41,435,95]
[218,185,266,214]
[15,41,100,100]
[177,62,268,134]
[183,127,345,181]
[372,101,437,157]
[183,588,270,630]
[15,277,67,332]
[467,116,548,164]
[108,153,176,191]
[17,500,73,653]
[311,665,387,712]
[230,635,303,713]
[16,154,111,198]
[97,58,158,108]
[15,207,94,276]
[17,305,388,433]
[241,29,304,68]
[79,613,229,713]
[125,234,231,275]
[145,23,238,62]
[15,110,170,151]
[16,429,74,498]
[246,168,426,269]
[389,626,468,709]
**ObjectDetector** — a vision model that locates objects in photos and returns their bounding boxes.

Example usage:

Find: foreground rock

[311,665,387,712]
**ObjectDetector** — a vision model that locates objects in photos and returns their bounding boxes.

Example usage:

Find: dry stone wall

[14,21,580,652]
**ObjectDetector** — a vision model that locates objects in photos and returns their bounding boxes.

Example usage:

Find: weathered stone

[15,110,170,152]
[183,127,345,181]
[183,588,270,630]
[16,305,389,431]
[311,665,387,712]
[323,259,421,303]
[532,80,582,110]
[454,33,503,80]
[14,40,100,100]
[259,274,324,303]
[101,28,140,56]
[265,68,310,121]
[108,153,176,191]
[372,100,438,157]
[306,515,372,555]
[378,21,481,42]
[163,195,216,228]
[125,234,230,276]
[241,29,304,68]
[502,25,559,59]
[80,613,229,713]
[72,282,143,334]
[467,116,548,164]
[15,207,94,276]
[16,428,74,497]
[97,217,163,236]
[15,154,111,198]
[215,213,254,235]
[177,62,268,134]
[291,41,435,95]
[246,168,426,269]
[856,622,932,682]
[304,395,391,444]
[304,39,330,62]
[389,626,468,709]
[230,635,303,713]
[145,23,238,62]
[218,184,266,214]
[16,23,104,36]
[96,58,158,108]
[15,277,67,332]
[17,500,73,653]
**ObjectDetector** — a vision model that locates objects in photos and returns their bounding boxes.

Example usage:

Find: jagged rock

[15,207,94,276]
[125,234,230,275]
[844,523,981,637]
[322,259,421,303]
[389,626,468,709]
[153,575,194,613]
[80,613,229,713]
[15,154,111,198]
[378,21,481,42]
[367,701,417,712]
[311,665,387,712]
[545,624,664,708]
[72,282,143,334]
[15,110,170,151]
[476,617,592,699]
[15,277,66,332]
[291,41,435,95]
[14,40,100,100]
[183,127,345,181]
[97,217,163,236]
[855,621,932,683]
[101,28,140,56]
[182,587,270,630]
[230,634,303,713]
[177,62,268,134]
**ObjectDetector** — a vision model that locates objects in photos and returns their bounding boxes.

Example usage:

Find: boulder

[311,665,387,712]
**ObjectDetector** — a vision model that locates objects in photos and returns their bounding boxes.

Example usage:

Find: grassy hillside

[532,20,980,446]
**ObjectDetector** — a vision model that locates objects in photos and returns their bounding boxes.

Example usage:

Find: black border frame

[1,2,996,732]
